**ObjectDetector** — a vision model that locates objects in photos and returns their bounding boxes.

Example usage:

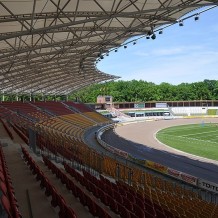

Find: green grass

[156,123,218,161]
[208,109,217,115]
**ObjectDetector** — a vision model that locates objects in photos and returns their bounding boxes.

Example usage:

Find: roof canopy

[0,0,217,95]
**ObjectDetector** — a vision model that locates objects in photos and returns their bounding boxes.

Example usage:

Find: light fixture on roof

[179,20,184,26]
[133,41,136,45]
[195,14,199,21]
[115,48,118,52]
[100,55,104,59]
[151,33,156,40]
[106,52,109,56]
[146,27,153,39]
[124,45,127,49]
[147,30,153,36]
[159,29,163,34]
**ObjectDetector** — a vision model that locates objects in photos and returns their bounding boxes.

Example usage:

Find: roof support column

[2,92,5,101]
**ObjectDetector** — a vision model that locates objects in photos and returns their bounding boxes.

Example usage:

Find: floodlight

[195,14,199,21]
[151,33,156,40]
[179,20,184,26]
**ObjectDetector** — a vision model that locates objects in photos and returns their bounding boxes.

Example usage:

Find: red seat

[126,191,136,203]
[44,179,53,197]
[99,189,109,206]
[108,195,118,214]
[0,181,7,196]
[123,196,133,212]
[57,195,67,217]
[0,171,5,182]
[69,181,78,198]
[113,191,123,204]
[95,203,112,218]
[77,187,87,206]
[135,196,145,210]
[1,195,13,218]
[117,203,131,218]
[132,203,145,218]
[86,195,97,216]
[65,206,77,218]
[51,187,59,208]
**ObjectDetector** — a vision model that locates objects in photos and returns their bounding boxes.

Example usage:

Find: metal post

[29,128,36,153]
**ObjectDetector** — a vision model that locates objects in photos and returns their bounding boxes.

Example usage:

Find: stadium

[0,1,218,218]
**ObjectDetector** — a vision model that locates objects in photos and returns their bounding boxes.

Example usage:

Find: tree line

[70,79,218,103]
[1,79,217,103]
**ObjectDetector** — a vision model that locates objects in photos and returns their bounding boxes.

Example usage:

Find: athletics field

[156,123,218,161]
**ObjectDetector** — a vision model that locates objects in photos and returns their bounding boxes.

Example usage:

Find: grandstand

[1,1,218,218]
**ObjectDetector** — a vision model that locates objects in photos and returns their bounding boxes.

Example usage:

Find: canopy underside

[0,0,217,95]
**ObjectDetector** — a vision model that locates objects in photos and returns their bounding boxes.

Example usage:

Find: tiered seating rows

[11,123,28,144]
[64,163,169,218]
[20,146,77,218]
[32,101,74,116]
[0,106,12,118]
[65,102,93,113]
[42,155,112,218]
[37,131,218,218]
[84,112,110,123]
[0,102,51,122]
[39,117,85,141]
[0,118,13,140]
[62,114,95,128]
[0,146,21,218]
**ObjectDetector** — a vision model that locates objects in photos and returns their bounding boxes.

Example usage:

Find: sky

[97,6,218,85]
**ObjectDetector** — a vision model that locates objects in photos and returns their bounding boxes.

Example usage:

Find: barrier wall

[97,123,218,194]
[198,179,218,194]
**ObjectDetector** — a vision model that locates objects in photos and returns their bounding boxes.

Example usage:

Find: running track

[102,118,218,183]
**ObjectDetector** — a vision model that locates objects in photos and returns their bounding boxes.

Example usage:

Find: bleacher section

[0,101,51,122]
[31,101,74,116]
[0,145,22,218]
[21,146,77,218]
[171,107,207,116]
[1,101,218,218]
[64,101,93,113]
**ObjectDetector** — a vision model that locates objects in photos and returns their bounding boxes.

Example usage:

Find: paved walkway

[0,122,58,218]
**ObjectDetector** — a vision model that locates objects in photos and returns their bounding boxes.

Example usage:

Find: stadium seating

[31,101,74,116]
[0,145,21,218]
[20,146,77,218]
[42,155,114,218]
[1,101,218,218]
[64,101,93,113]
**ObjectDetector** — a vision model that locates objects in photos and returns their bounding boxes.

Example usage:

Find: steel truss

[0,0,217,95]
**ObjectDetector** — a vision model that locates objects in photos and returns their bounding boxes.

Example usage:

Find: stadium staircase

[107,107,130,119]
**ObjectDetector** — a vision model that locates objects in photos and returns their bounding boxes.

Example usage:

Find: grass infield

[156,122,218,161]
